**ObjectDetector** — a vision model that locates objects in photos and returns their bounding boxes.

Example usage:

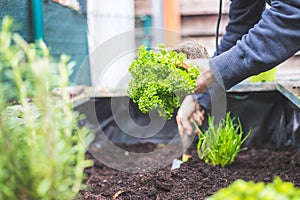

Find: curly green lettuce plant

[0,16,93,200]
[195,113,250,167]
[128,44,200,119]
[207,176,300,200]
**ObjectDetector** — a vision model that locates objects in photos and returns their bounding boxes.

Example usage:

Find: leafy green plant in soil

[195,113,250,167]
[0,17,93,200]
[207,176,300,200]
[128,44,200,119]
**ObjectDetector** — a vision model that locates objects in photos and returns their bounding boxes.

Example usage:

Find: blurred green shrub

[0,16,93,200]
[207,177,300,200]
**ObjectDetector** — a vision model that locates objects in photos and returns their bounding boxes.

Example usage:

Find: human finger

[176,115,185,140]
[196,109,205,123]
[181,115,193,135]
[192,112,202,127]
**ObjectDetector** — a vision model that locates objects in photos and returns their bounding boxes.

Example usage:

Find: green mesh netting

[0,0,32,41]
[43,1,91,85]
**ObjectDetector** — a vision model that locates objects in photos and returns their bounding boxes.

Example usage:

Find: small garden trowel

[182,131,194,162]
[171,131,195,170]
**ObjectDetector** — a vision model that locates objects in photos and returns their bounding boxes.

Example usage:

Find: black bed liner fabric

[75,92,299,148]
[287,102,300,147]
[227,91,291,147]
[92,97,180,145]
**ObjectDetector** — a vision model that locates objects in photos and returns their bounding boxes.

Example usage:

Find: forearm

[217,0,265,54]
[211,0,300,89]
[193,0,264,97]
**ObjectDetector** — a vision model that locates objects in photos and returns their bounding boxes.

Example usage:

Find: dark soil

[78,143,300,200]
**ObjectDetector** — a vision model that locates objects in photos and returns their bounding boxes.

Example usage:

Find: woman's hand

[194,70,216,94]
[176,95,205,140]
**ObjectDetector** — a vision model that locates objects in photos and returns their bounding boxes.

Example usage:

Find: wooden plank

[181,14,229,36]
[229,81,277,92]
[277,81,300,109]
[135,0,151,16]
[135,0,231,16]
[179,0,230,15]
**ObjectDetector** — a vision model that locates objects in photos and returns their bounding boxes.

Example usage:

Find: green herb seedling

[195,113,250,167]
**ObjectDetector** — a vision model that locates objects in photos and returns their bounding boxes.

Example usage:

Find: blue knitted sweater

[194,0,300,110]
[211,0,300,89]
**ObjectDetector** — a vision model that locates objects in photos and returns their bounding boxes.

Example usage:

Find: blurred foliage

[0,16,93,200]
[207,177,300,200]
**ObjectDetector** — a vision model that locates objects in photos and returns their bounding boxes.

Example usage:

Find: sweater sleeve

[211,0,300,90]
[218,0,265,54]
[193,0,265,108]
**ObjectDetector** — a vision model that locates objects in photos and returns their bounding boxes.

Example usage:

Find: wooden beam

[179,0,230,15]
[181,14,229,36]
[134,0,151,16]
[135,0,151,16]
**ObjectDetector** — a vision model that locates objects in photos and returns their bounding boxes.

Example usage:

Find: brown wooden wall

[135,0,299,71]
[180,0,229,55]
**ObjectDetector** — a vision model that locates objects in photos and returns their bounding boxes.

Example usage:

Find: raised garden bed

[78,142,300,200]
